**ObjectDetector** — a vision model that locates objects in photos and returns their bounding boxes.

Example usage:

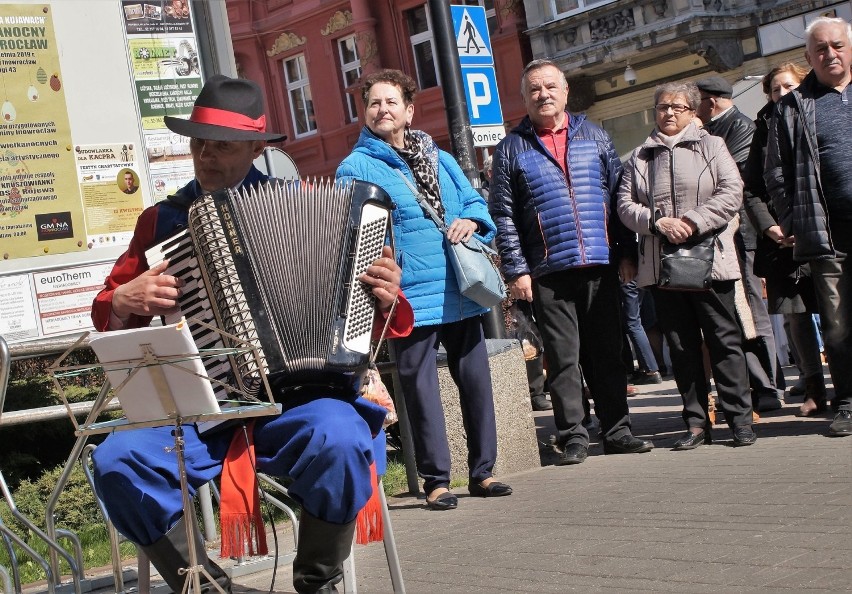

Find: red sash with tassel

[355,461,383,544]
[219,420,268,557]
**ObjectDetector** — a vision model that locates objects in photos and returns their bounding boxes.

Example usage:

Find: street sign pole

[429,1,505,339]
[427,0,481,188]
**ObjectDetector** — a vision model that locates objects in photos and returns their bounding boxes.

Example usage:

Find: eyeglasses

[190,137,238,155]
[655,103,693,114]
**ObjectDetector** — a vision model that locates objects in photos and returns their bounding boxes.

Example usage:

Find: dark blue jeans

[392,316,498,494]
[621,280,659,372]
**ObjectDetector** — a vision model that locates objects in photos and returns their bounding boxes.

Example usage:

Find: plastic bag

[360,365,398,427]
[507,302,544,360]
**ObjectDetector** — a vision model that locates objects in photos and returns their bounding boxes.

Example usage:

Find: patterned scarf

[394,128,445,221]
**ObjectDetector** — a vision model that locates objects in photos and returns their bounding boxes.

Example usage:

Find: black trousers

[652,281,753,429]
[532,265,632,447]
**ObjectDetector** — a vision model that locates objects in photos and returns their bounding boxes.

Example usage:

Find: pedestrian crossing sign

[451,5,493,66]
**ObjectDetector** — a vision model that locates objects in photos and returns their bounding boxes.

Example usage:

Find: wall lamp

[624,62,637,86]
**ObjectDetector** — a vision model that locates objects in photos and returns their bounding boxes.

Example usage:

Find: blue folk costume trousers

[93,397,386,547]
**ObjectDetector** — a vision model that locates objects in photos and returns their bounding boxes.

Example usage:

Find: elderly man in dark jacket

[765,16,852,437]
[490,59,652,465]
[697,75,784,414]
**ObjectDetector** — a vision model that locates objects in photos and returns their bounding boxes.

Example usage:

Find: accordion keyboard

[145,229,234,400]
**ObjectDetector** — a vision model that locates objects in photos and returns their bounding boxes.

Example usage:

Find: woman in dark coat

[743,62,825,417]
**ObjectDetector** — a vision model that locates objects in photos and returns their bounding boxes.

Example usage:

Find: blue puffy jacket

[336,127,496,327]
[489,112,630,281]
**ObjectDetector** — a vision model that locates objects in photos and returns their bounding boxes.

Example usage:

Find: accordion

[145,179,393,401]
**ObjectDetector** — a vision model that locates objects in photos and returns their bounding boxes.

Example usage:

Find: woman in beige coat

[617,81,756,449]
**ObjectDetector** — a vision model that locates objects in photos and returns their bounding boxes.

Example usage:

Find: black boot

[292,512,355,593]
[140,515,231,593]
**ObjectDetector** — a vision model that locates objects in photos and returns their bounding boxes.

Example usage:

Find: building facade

[225,0,534,178]
[523,0,851,156]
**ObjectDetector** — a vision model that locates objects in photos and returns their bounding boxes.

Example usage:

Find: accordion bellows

[152,179,393,400]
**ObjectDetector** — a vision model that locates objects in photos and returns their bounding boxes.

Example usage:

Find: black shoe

[788,376,807,396]
[603,434,654,455]
[531,394,553,411]
[827,410,852,437]
[468,481,513,497]
[629,370,663,385]
[755,395,784,413]
[732,425,757,447]
[673,429,711,450]
[426,491,458,510]
[557,443,588,465]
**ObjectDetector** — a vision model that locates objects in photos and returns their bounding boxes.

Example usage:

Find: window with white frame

[338,35,361,123]
[405,4,439,89]
[457,0,497,35]
[551,0,617,18]
[283,54,317,137]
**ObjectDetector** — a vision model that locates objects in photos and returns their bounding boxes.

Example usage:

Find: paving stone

[27,367,851,594]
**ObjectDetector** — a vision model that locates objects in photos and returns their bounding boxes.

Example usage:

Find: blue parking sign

[460,66,503,127]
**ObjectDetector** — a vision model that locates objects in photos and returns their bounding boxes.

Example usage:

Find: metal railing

[0,335,85,593]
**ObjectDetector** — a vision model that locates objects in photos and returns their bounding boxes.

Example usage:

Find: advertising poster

[129,37,201,130]
[0,272,38,342]
[122,0,193,35]
[144,129,193,199]
[121,2,203,207]
[32,262,113,337]
[75,143,143,248]
[0,4,86,260]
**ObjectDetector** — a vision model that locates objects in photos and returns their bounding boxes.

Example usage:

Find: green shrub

[5,464,102,534]
[0,462,123,585]
[2,353,104,490]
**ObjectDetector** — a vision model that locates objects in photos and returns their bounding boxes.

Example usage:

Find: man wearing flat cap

[696,74,785,415]
[90,74,413,593]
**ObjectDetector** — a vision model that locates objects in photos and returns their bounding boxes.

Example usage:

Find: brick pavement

[247,368,851,593]
[32,368,852,593]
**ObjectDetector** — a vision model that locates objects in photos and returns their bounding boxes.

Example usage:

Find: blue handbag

[396,171,506,308]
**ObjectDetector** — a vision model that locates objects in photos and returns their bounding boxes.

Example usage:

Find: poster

[0,272,38,342]
[32,262,113,337]
[129,37,201,130]
[122,0,193,35]
[75,143,143,248]
[122,2,203,198]
[0,4,86,260]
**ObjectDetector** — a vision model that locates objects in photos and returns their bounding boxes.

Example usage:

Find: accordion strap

[370,297,398,365]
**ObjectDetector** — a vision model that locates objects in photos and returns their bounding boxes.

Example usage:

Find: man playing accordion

[90,74,413,593]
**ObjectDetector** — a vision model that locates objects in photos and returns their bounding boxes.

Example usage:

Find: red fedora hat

[164,74,287,142]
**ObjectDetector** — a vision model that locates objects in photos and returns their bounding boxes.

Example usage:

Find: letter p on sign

[466,72,491,119]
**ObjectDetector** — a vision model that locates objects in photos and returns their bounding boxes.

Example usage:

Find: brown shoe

[797,374,827,417]
[797,397,828,417]
[708,392,717,425]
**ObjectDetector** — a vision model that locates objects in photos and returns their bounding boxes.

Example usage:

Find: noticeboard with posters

[0,0,225,345]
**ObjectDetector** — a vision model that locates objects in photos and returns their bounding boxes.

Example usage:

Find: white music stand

[50,321,279,594]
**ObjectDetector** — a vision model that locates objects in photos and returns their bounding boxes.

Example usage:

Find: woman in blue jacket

[337,69,511,510]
